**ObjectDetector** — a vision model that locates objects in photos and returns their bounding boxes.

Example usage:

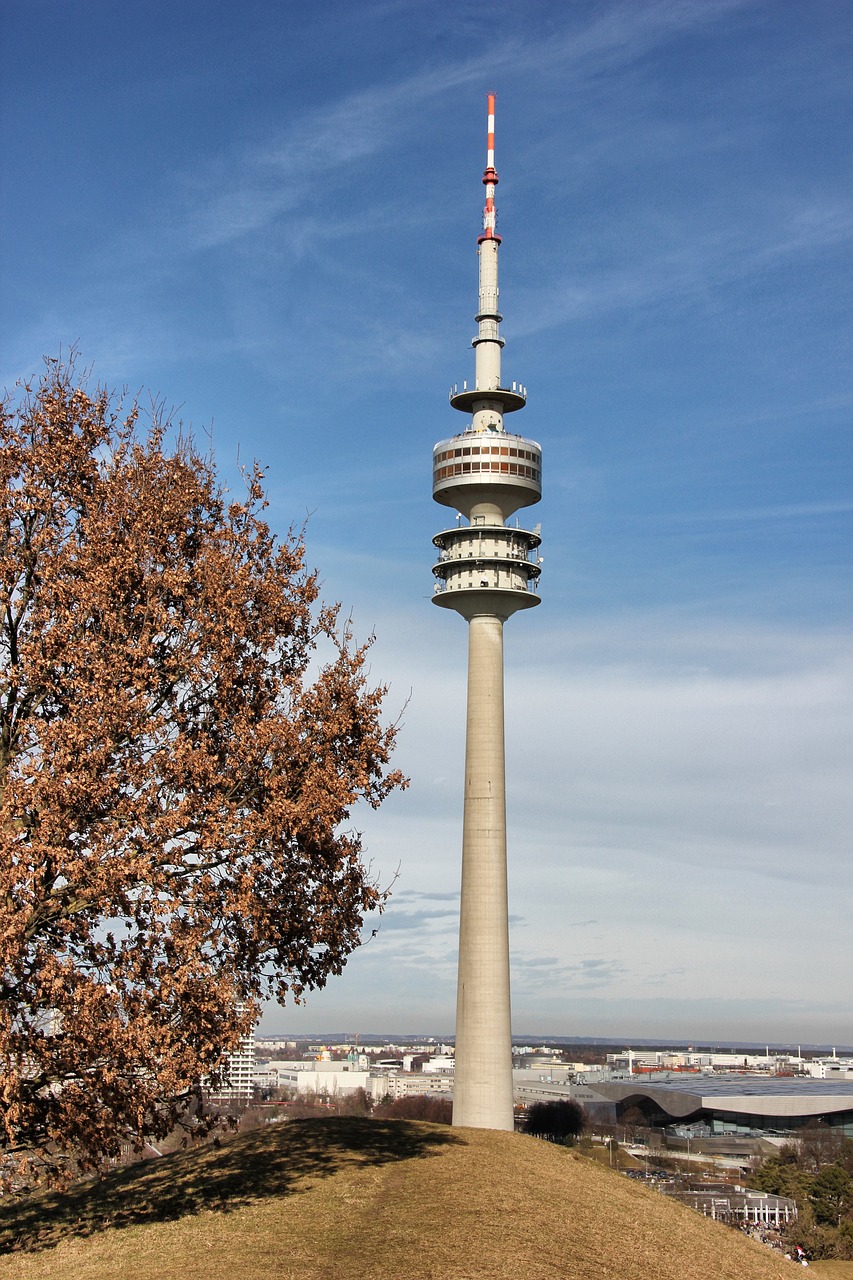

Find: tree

[524,1099,586,1144]
[795,1123,850,1173]
[0,357,406,1187]
[753,1138,853,1261]
[811,1165,852,1227]
[750,1156,812,1204]
[620,1104,650,1143]
[335,1087,374,1117]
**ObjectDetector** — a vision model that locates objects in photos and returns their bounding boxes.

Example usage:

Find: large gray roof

[588,1074,853,1120]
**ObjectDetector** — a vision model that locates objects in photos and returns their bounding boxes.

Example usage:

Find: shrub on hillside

[524,1100,586,1144]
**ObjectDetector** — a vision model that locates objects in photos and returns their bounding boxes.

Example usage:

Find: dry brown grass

[0,1117,803,1280]
[581,1142,645,1169]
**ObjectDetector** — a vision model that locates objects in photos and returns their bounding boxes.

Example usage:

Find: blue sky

[2,0,851,1045]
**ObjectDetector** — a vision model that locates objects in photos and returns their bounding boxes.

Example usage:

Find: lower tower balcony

[433,522,541,557]
[431,578,540,620]
[431,522,542,619]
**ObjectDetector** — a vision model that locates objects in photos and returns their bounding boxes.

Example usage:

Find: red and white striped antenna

[479,92,501,244]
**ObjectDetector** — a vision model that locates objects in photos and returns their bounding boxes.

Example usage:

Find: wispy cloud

[182,0,759,253]
[7,0,775,390]
[681,500,853,523]
[512,197,853,338]
[513,953,628,995]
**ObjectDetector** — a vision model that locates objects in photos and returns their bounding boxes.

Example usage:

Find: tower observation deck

[432,99,542,621]
[431,95,543,1132]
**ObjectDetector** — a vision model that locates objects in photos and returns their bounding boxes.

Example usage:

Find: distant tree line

[254,1090,454,1125]
[374,1096,453,1124]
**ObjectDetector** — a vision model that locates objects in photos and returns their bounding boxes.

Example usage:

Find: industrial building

[572,1074,853,1137]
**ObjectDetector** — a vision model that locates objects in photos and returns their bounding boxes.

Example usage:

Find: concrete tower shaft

[430,95,543,1133]
[453,613,514,1127]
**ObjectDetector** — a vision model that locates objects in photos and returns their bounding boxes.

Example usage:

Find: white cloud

[263,609,851,1040]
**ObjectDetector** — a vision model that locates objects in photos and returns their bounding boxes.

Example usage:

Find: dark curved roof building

[581,1074,853,1135]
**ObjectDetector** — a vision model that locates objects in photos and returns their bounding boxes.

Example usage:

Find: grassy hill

[0,1117,805,1279]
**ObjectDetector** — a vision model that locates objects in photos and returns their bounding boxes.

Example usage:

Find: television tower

[431,94,542,1131]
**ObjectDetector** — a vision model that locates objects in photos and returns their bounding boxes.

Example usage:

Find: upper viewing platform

[433,431,541,482]
[432,429,542,521]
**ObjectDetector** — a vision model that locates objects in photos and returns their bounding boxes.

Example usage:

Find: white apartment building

[208,1024,256,1104]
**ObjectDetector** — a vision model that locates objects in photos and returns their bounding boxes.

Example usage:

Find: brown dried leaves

[0,356,406,1186]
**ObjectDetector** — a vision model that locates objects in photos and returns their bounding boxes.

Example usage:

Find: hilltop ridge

[0,1117,798,1280]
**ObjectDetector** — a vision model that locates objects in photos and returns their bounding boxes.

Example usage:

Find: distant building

[664,1183,797,1226]
[605,1049,806,1074]
[375,1072,454,1102]
[802,1056,853,1080]
[421,1055,455,1075]
[207,1023,256,1106]
[578,1074,853,1137]
[264,1061,373,1098]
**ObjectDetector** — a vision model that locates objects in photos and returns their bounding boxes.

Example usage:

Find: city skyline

[1,0,851,1044]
